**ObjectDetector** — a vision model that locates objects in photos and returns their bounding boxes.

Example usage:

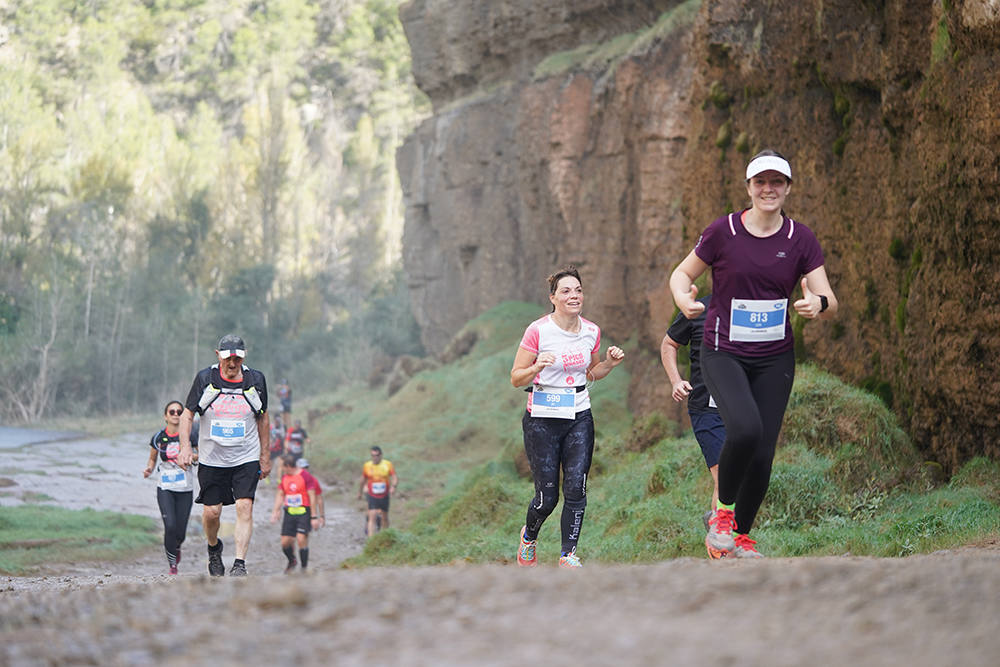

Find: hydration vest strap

[243,385,263,414]
[198,383,264,416]
[198,384,222,412]
[199,366,265,416]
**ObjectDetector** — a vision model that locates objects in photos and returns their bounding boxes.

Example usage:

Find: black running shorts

[366,494,390,512]
[280,509,312,537]
[196,461,261,506]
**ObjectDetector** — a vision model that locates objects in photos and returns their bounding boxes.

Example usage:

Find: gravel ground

[2,430,1000,666]
[3,548,1000,666]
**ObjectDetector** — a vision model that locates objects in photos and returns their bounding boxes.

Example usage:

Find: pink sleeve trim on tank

[519,320,541,354]
[581,317,601,354]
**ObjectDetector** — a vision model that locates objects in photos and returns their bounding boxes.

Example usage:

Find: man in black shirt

[177,334,271,577]
[661,294,725,530]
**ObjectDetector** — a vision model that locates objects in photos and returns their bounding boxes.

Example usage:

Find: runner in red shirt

[295,457,325,530]
[270,454,319,573]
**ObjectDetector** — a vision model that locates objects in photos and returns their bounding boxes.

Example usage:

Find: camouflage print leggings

[521,409,594,554]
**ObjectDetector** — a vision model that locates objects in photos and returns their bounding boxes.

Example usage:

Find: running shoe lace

[519,539,535,562]
[558,550,582,569]
[710,508,736,535]
[733,533,758,552]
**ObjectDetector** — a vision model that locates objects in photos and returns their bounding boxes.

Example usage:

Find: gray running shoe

[731,533,764,559]
[207,542,225,577]
[705,508,736,559]
[702,510,715,532]
[229,561,247,576]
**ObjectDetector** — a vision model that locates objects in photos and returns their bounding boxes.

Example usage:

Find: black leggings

[156,488,193,567]
[700,346,795,534]
[522,409,594,554]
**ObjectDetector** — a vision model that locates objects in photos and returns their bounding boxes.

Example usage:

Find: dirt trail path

[2,430,1000,665]
[0,429,367,578]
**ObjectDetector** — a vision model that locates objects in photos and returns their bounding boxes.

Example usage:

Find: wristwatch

[819,295,829,313]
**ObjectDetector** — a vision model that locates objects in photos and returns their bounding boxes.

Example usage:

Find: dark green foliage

[0,0,428,420]
[859,375,894,408]
[211,263,277,342]
[833,131,849,157]
[708,80,732,109]
[888,237,908,261]
[715,119,733,149]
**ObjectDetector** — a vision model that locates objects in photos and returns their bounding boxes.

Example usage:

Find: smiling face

[549,275,583,316]
[746,170,791,215]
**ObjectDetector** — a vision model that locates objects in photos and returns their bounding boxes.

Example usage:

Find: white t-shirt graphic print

[519,315,601,414]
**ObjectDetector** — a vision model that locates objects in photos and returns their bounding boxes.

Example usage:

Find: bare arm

[178,409,195,469]
[585,345,625,382]
[271,486,284,522]
[308,489,319,525]
[510,347,555,388]
[390,470,399,496]
[257,412,271,478]
[143,446,157,478]
[660,335,691,402]
[669,251,710,319]
[316,491,325,527]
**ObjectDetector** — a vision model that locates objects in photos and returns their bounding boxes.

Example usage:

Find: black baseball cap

[217,334,246,359]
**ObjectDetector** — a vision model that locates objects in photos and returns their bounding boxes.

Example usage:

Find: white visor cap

[746,155,792,181]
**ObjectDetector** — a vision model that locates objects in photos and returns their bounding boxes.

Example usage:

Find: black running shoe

[284,558,298,574]
[207,542,225,577]
[229,561,247,577]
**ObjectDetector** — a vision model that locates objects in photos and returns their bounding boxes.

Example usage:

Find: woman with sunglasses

[143,400,198,574]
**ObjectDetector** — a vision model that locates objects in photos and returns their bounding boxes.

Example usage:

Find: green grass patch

[931,17,952,65]
[532,0,701,80]
[0,505,159,575]
[302,302,551,516]
[30,413,152,437]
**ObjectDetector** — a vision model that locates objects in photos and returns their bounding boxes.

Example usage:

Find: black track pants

[521,409,594,554]
[156,488,193,567]
[700,346,795,534]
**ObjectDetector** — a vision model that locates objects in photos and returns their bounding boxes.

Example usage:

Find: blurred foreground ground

[3,548,999,666]
[2,429,999,666]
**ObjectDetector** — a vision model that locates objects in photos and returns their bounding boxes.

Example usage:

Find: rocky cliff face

[397,0,1000,470]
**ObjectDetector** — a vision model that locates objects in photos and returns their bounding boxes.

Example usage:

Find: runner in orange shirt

[357,446,397,537]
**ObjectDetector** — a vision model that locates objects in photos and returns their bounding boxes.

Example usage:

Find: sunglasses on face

[218,349,246,359]
[167,409,183,416]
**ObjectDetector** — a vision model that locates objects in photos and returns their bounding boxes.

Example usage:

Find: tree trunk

[83,260,95,339]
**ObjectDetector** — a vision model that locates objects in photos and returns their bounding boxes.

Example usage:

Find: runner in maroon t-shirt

[669,149,839,559]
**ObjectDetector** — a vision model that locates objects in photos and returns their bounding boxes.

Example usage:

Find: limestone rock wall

[397,0,1000,470]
